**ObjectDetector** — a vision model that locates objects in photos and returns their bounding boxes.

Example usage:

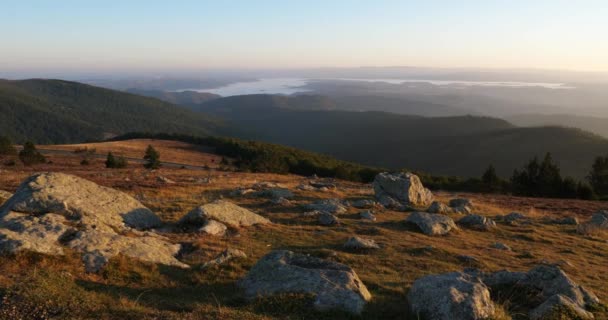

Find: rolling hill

[0,79,222,143]
[198,99,608,179]
[125,88,220,108]
[507,113,608,139]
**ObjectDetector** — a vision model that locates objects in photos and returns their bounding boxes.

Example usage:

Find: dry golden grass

[0,139,607,319]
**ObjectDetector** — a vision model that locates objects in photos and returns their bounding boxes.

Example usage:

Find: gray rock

[180,200,270,228]
[523,265,599,307]
[427,201,455,214]
[344,236,380,250]
[309,181,337,190]
[377,194,402,209]
[359,210,376,221]
[530,294,595,320]
[0,211,70,255]
[553,216,579,225]
[230,188,256,197]
[157,176,176,184]
[405,212,458,236]
[304,199,347,214]
[458,214,496,231]
[373,172,433,206]
[408,272,496,320]
[202,248,247,269]
[449,198,474,209]
[270,197,292,206]
[589,210,608,228]
[252,182,280,190]
[491,242,511,251]
[318,212,339,226]
[478,270,527,288]
[0,172,161,231]
[351,199,377,209]
[239,250,371,314]
[199,220,227,236]
[296,184,316,191]
[300,210,322,217]
[502,212,527,224]
[254,188,294,199]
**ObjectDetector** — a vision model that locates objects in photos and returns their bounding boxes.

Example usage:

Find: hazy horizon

[2,0,608,75]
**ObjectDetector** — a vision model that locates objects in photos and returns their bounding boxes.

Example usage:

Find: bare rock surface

[529,294,594,320]
[373,172,433,206]
[180,200,270,228]
[408,271,496,320]
[0,173,187,272]
[0,172,161,231]
[239,250,371,314]
[199,220,227,236]
[405,212,457,236]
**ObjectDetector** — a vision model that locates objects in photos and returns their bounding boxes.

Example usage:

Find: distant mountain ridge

[0,79,221,143]
[125,88,220,108]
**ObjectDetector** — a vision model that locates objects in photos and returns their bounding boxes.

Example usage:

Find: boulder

[296,184,316,191]
[202,248,247,269]
[458,214,496,231]
[501,212,527,224]
[68,230,188,272]
[553,216,579,225]
[589,210,608,228]
[373,172,433,206]
[427,201,455,214]
[405,212,457,236]
[344,236,380,250]
[230,188,256,197]
[239,250,371,314]
[318,212,339,226]
[157,176,176,184]
[491,242,511,251]
[199,220,227,236]
[408,272,496,320]
[180,200,270,228]
[351,199,377,209]
[0,173,188,272]
[309,181,337,190]
[529,294,594,320]
[253,188,294,200]
[359,210,376,221]
[523,265,599,307]
[449,198,474,209]
[270,197,292,206]
[0,172,161,231]
[304,199,347,214]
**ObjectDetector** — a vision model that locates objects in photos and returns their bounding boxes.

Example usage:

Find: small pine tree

[105,152,116,168]
[0,136,17,155]
[143,145,161,169]
[588,154,608,198]
[18,141,46,165]
[481,164,501,192]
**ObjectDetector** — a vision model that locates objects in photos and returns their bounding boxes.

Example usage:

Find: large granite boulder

[405,212,457,236]
[239,250,371,314]
[458,214,496,231]
[180,200,270,228]
[0,173,187,272]
[408,272,496,320]
[0,172,160,231]
[373,172,433,207]
[529,294,594,320]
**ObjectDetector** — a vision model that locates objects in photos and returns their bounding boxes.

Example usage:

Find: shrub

[143,145,161,169]
[18,141,46,166]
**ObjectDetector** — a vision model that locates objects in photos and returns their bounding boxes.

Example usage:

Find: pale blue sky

[1,0,607,72]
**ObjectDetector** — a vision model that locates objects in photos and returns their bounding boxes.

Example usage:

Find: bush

[105,152,127,168]
[143,145,161,169]
[18,141,46,166]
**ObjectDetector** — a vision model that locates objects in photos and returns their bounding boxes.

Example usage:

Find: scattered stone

[318,212,339,226]
[270,197,292,206]
[198,220,227,236]
[502,212,527,224]
[359,210,376,221]
[524,264,599,307]
[202,248,247,269]
[344,236,380,250]
[589,210,608,228]
[458,214,496,231]
[457,255,481,265]
[304,199,347,214]
[296,184,316,191]
[157,176,176,184]
[376,194,402,209]
[405,212,457,236]
[427,201,455,214]
[180,200,270,228]
[252,182,280,190]
[238,250,371,314]
[351,199,377,209]
[309,181,337,190]
[230,188,256,197]
[373,172,433,206]
[300,210,322,217]
[408,271,496,320]
[449,198,474,209]
[491,242,511,251]
[529,294,594,320]
[254,188,294,200]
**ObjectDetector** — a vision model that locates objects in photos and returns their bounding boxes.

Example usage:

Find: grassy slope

[0,79,222,144]
[0,140,606,319]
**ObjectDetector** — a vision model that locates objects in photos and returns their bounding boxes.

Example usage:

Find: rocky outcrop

[180,200,270,228]
[427,201,455,214]
[0,173,186,272]
[529,294,595,320]
[408,272,496,320]
[373,172,433,207]
[589,210,608,228]
[199,220,227,236]
[253,188,294,200]
[458,214,496,231]
[239,250,371,314]
[405,212,457,236]
[359,210,376,221]
[318,212,339,226]
[351,199,377,209]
